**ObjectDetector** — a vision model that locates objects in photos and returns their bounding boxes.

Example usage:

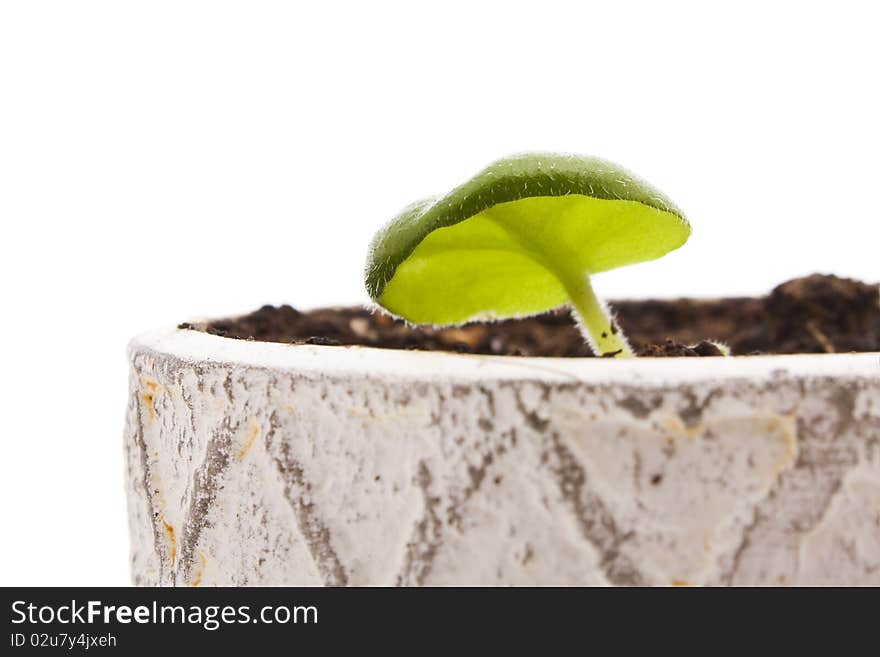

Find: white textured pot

[125,327,880,586]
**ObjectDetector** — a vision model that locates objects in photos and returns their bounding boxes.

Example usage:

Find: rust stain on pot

[238,422,260,459]
[191,551,207,587]
[160,516,177,569]
[663,416,705,438]
[756,411,799,476]
[140,377,161,421]
[141,393,155,420]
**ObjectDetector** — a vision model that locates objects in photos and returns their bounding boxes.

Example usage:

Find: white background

[1,1,877,585]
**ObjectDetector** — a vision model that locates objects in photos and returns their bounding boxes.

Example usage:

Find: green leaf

[365,152,690,329]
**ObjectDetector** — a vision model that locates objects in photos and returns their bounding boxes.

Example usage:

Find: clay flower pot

[125,326,880,586]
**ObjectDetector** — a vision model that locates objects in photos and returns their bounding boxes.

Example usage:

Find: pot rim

[130,326,880,385]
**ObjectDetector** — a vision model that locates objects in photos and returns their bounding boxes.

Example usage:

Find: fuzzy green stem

[566,275,634,358]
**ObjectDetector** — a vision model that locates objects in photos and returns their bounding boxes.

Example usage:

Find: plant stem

[566,275,634,358]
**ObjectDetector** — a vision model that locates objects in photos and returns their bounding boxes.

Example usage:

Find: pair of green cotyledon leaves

[365,153,690,357]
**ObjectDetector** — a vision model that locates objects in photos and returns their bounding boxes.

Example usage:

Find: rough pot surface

[125,328,880,586]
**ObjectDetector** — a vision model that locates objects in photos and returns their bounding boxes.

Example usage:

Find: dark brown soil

[184,274,880,357]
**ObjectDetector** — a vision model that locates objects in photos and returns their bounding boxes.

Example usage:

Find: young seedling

[365,153,690,357]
